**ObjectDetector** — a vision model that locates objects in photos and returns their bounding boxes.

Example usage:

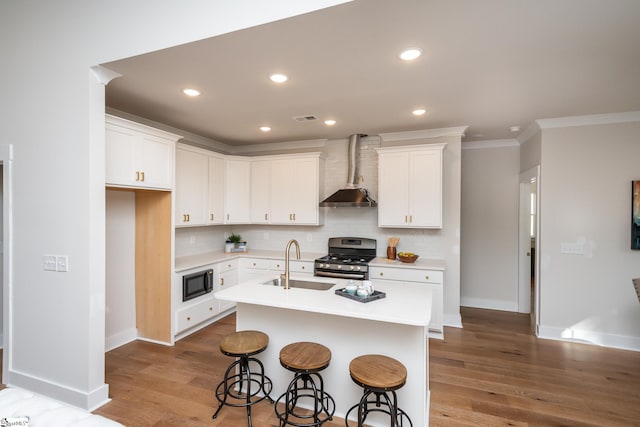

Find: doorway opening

[519,166,540,335]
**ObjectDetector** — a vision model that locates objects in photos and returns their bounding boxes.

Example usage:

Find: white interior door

[519,166,540,333]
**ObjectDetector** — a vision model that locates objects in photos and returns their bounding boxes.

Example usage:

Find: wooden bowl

[397,253,419,263]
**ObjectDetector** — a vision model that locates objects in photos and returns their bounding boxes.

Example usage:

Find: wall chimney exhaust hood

[319,134,377,208]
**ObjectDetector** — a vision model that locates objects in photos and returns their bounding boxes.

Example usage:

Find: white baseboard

[105,328,137,352]
[5,370,110,411]
[460,296,518,312]
[443,312,462,328]
[538,325,640,352]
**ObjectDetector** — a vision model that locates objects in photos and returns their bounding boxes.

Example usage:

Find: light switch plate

[43,255,57,271]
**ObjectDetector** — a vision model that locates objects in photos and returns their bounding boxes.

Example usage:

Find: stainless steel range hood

[319,134,377,208]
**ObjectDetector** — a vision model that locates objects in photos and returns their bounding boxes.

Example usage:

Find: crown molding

[228,138,328,155]
[536,110,640,130]
[517,122,542,145]
[462,139,519,150]
[379,126,468,142]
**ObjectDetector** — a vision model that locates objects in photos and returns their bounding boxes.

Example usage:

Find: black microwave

[182,269,214,301]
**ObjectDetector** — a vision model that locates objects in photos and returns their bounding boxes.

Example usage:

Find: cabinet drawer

[269,260,285,271]
[289,260,313,274]
[370,267,442,284]
[242,258,270,270]
[218,259,238,273]
[176,297,217,333]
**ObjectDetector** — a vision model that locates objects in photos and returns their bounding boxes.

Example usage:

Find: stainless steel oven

[314,237,376,280]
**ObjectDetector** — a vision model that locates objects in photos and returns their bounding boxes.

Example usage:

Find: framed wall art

[633,180,640,250]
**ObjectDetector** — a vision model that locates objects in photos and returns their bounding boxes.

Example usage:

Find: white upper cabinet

[224,157,251,224]
[250,153,324,226]
[175,146,208,226]
[175,143,225,227]
[250,160,271,224]
[207,155,225,225]
[377,144,446,228]
[105,114,181,190]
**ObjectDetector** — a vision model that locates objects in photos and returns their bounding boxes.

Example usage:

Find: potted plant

[225,233,247,252]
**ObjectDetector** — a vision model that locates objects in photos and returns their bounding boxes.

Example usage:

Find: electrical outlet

[56,255,69,272]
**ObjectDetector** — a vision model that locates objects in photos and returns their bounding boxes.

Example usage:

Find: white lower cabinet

[369,266,443,334]
[176,296,218,333]
[240,258,270,282]
[216,259,239,312]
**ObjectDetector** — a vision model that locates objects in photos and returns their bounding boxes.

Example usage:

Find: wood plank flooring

[87,308,640,426]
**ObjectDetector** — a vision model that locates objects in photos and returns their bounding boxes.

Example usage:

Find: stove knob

[337,265,342,269]
[355,266,361,271]
[349,265,355,271]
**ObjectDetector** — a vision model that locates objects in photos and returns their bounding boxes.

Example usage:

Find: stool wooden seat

[349,354,407,390]
[345,354,412,427]
[220,330,269,356]
[275,342,335,427]
[213,330,273,427]
[280,342,332,372]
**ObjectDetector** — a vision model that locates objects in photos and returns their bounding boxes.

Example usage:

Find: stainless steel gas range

[314,237,377,280]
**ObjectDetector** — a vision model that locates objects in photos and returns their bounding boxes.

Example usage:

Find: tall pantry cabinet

[105,114,182,346]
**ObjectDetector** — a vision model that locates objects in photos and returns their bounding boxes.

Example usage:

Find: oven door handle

[315,271,366,280]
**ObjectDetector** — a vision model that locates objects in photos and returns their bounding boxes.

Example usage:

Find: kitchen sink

[261,277,335,291]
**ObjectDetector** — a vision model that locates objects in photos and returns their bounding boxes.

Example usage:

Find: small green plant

[227,233,242,244]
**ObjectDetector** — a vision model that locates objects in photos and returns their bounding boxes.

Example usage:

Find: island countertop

[214,275,432,327]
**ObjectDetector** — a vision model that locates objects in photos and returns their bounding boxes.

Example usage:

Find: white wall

[460,142,520,311]
[538,118,640,350]
[0,0,352,410]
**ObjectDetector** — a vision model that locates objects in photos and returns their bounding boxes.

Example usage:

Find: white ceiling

[104,0,640,146]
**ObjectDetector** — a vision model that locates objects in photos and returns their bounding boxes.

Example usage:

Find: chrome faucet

[283,239,301,290]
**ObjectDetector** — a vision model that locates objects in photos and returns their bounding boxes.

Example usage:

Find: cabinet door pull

[135,171,140,181]
[265,213,268,221]
[187,316,191,321]
[140,171,145,182]
[221,277,225,286]
[379,272,384,277]
[301,266,305,270]
[293,213,296,221]
[425,275,430,280]
[210,213,214,221]
[226,213,230,221]
[209,306,213,311]
[409,215,413,223]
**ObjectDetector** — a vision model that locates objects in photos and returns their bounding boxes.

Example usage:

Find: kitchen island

[214,275,431,427]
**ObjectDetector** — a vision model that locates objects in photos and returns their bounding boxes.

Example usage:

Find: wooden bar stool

[345,354,412,427]
[212,330,273,427]
[275,341,336,427]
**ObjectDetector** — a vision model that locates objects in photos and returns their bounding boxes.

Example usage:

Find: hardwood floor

[91,308,640,426]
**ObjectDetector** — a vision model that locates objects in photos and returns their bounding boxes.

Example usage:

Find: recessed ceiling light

[269,73,288,83]
[324,119,337,126]
[182,88,200,97]
[510,125,521,132]
[399,48,422,61]
[260,126,271,132]
[412,109,427,116]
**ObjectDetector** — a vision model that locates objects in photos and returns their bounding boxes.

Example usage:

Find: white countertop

[175,250,445,272]
[214,274,432,327]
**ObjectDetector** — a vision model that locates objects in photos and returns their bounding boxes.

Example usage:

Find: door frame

[1,144,13,382]
[518,166,540,331]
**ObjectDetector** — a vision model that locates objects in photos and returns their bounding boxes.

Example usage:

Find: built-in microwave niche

[183,269,213,301]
